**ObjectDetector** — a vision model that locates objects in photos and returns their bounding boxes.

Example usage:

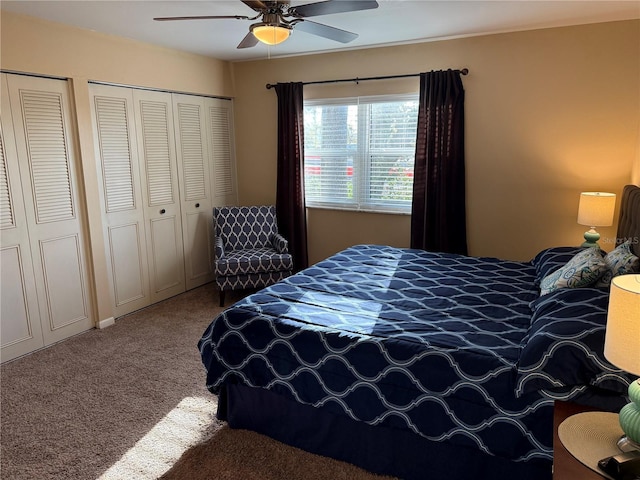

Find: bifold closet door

[132,89,186,304]
[0,75,45,362]
[90,85,150,317]
[1,74,93,362]
[172,94,215,290]
[90,85,188,316]
[90,84,151,317]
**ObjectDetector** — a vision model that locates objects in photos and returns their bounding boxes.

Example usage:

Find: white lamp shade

[604,274,640,376]
[577,192,616,227]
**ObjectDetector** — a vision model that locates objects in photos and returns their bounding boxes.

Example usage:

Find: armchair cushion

[216,247,293,276]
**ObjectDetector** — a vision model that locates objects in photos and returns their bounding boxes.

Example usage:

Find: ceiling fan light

[252,24,291,45]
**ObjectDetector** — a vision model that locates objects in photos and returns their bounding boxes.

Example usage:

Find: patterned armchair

[213,205,293,306]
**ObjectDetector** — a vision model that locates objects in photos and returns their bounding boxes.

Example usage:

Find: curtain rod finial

[266,83,274,90]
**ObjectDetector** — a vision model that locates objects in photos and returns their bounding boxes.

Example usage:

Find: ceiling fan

[154,0,379,49]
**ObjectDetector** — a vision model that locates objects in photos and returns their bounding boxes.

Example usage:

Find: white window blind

[304,94,418,213]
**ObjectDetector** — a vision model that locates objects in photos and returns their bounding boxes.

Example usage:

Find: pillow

[539,247,606,295]
[531,246,585,285]
[516,287,633,398]
[595,240,640,288]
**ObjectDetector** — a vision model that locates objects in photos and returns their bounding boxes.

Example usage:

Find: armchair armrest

[270,233,289,254]
[215,236,225,260]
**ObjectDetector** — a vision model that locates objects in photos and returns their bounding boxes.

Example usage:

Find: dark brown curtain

[274,82,309,271]
[410,70,467,255]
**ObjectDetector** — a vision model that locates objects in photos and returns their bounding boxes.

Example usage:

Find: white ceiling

[2,0,639,62]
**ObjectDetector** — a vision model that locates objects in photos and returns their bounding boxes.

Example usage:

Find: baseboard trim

[97,317,115,329]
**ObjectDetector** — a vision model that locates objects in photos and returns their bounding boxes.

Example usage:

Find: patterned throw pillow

[540,247,607,295]
[531,246,586,285]
[595,240,640,287]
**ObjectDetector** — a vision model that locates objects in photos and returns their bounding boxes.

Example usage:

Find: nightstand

[553,400,604,479]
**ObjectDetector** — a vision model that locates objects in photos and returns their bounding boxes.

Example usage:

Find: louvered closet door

[132,89,185,303]
[207,98,238,207]
[172,94,214,290]
[0,75,45,362]
[2,73,93,351]
[90,84,150,317]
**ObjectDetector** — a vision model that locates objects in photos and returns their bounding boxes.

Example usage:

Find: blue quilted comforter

[199,245,629,465]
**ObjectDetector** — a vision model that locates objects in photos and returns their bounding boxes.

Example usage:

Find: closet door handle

[160,209,166,214]
[195,203,200,208]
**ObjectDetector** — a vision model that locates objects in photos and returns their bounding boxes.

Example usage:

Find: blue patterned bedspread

[199,245,554,464]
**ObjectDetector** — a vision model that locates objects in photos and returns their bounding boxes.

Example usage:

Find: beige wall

[1,11,234,325]
[231,20,640,264]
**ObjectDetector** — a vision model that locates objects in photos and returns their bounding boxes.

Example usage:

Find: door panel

[185,210,212,281]
[0,245,43,359]
[108,223,146,306]
[1,247,31,343]
[19,90,75,224]
[3,73,93,350]
[133,89,185,303]
[149,215,183,292]
[172,94,213,290]
[0,76,44,362]
[90,84,150,316]
[38,234,88,330]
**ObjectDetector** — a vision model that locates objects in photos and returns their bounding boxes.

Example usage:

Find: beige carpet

[1,284,395,480]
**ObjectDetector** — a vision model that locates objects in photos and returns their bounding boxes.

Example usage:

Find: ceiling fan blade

[294,20,358,43]
[292,0,378,18]
[241,0,268,12]
[154,15,250,21]
[237,32,259,49]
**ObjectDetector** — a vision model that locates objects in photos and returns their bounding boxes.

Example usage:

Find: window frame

[303,93,419,215]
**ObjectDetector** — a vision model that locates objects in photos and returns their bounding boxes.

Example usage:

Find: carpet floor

[1,284,395,480]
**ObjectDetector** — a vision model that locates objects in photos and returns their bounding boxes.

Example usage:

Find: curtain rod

[265,68,468,90]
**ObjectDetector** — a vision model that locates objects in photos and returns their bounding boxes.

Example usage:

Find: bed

[198,184,640,480]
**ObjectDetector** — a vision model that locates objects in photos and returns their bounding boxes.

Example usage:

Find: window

[303,94,419,214]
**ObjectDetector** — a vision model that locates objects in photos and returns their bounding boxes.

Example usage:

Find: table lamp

[577,192,616,248]
[604,274,640,452]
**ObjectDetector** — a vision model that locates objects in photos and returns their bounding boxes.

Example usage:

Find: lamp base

[581,228,601,248]
[618,379,640,449]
